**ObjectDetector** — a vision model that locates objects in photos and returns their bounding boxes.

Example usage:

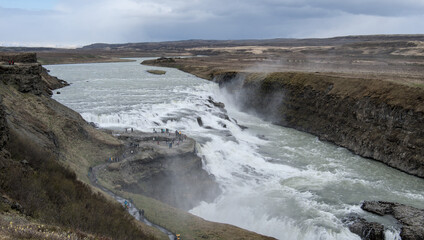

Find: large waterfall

[48,59,423,240]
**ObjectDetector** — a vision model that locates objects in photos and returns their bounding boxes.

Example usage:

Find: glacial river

[48,59,424,240]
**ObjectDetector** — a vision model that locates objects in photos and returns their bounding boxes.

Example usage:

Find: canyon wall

[214,72,424,178]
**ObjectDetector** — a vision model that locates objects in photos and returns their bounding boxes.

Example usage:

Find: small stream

[88,165,176,240]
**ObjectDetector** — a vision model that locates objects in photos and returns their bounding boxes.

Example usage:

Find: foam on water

[48,59,424,240]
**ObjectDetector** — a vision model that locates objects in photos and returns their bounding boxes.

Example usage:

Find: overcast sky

[1,0,423,47]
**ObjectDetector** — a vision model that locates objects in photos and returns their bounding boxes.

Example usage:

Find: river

[47,59,424,240]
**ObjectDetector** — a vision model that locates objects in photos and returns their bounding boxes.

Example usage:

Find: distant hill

[81,34,424,50]
[2,34,424,53]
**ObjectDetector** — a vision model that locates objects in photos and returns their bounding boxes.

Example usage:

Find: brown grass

[1,131,156,240]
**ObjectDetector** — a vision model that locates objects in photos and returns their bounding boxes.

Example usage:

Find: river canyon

[47,59,424,240]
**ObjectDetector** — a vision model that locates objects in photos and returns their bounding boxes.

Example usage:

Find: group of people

[7,60,15,65]
[108,156,120,162]
[125,127,134,133]
[154,128,171,134]
[152,128,187,149]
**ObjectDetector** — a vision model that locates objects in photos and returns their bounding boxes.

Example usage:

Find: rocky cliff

[0,52,121,182]
[0,53,37,63]
[214,72,424,178]
[0,53,161,239]
[96,132,221,211]
[0,53,68,96]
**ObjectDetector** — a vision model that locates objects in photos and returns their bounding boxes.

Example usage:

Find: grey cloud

[0,0,423,46]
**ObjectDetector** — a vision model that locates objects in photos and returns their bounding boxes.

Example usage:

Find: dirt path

[88,164,176,240]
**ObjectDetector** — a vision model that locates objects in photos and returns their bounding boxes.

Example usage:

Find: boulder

[361,201,424,240]
[196,117,203,127]
[344,215,385,240]
[207,96,225,108]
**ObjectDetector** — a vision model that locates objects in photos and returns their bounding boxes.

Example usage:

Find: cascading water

[48,59,423,240]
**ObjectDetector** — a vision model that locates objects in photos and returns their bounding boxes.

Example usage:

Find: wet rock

[257,134,268,140]
[362,201,394,216]
[89,122,99,128]
[197,117,203,127]
[344,215,385,240]
[217,113,230,121]
[56,91,61,94]
[361,201,424,240]
[237,124,248,130]
[207,96,225,109]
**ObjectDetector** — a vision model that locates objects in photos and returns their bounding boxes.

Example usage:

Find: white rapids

[48,59,423,240]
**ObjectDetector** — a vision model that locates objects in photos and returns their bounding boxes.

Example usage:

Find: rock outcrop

[361,201,424,240]
[214,72,424,178]
[97,132,221,210]
[0,53,121,182]
[0,53,37,63]
[0,97,10,160]
[344,214,385,240]
[0,53,68,96]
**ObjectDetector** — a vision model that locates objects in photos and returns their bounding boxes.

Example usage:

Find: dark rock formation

[0,53,68,96]
[208,96,225,108]
[121,152,220,210]
[152,57,176,63]
[344,214,385,240]
[40,66,69,90]
[197,116,203,126]
[0,53,37,63]
[0,64,68,96]
[214,72,424,178]
[0,97,10,159]
[100,132,221,211]
[361,201,424,240]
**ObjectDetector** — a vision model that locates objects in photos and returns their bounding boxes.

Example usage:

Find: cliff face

[0,97,9,160]
[214,72,424,178]
[0,53,68,96]
[96,132,221,211]
[0,53,37,63]
[0,53,121,182]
